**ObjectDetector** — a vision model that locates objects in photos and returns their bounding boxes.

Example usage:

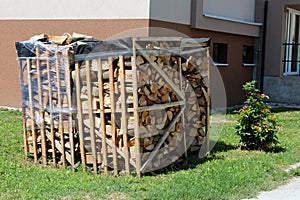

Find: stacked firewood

[17,33,89,167]
[76,38,210,172]
[17,35,210,174]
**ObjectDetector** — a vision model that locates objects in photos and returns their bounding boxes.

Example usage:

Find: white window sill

[242,63,255,67]
[203,13,263,26]
[213,62,229,67]
[283,72,300,76]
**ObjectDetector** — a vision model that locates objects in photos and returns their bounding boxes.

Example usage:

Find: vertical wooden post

[26,58,38,162]
[97,58,108,175]
[179,56,188,159]
[36,46,47,165]
[19,59,29,155]
[119,55,130,176]
[205,49,211,155]
[132,39,141,177]
[55,51,66,167]
[64,49,75,170]
[86,59,98,175]
[75,62,86,171]
[108,57,118,176]
[46,49,56,166]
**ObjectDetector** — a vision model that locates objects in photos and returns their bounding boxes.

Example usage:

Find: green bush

[235,80,279,151]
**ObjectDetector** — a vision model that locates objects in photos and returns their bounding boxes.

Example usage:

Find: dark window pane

[243,45,254,64]
[213,43,228,64]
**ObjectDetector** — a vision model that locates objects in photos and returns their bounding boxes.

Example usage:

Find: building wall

[264,76,300,104]
[191,0,261,37]
[255,0,300,77]
[0,0,150,19]
[0,0,152,108]
[0,19,149,108]
[149,0,191,25]
[255,1,300,104]
[0,0,258,108]
[149,20,255,107]
[203,0,256,23]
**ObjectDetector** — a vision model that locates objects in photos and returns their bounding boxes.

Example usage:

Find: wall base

[264,76,300,104]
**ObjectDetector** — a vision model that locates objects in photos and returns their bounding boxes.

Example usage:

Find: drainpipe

[260,1,268,92]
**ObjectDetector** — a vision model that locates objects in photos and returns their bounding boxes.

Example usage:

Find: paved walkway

[248,176,300,200]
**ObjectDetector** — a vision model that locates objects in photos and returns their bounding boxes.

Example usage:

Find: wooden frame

[16,37,211,176]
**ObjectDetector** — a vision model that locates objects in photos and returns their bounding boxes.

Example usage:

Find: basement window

[242,45,255,67]
[213,43,228,66]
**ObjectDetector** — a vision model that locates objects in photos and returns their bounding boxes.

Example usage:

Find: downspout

[260,1,269,92]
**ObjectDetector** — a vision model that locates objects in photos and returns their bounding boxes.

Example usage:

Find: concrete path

[254,177,300,200]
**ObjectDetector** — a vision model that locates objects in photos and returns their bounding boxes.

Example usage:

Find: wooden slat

[135,37,181,42]
[75,62,86,170]
[119,55,130,175]
[132,42,141,177]
[138,101,185,112]
[108,57,118,176]
[36,46,47,165]
[45,132,72,164]
[55,51,66,167]
[205,49,211,155]
[134,42,185,101]
[46,50,56,166]
[94,107,134,113]
[64,49,75,169]
[26,58,38,162]
[179,56,188,159]
[140,107,185,173]
[94,132,136,168]
[19,59,29,155]
[97,58,108,175]
[86,59,98,175]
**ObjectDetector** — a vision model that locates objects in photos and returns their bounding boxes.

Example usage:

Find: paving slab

[256,177,300,200]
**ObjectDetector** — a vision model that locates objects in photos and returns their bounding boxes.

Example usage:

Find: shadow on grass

[265,145,287,153]
[270,107,300,113]
[145,140,287,176]
[209,140,237,154]
[145,140,237,176]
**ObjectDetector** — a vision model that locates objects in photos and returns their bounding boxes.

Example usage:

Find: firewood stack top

[16,34,211,176]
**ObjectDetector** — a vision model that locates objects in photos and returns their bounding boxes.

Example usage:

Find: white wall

[0,0,150,19]
[150,0,191,25]
[203,0,255,22]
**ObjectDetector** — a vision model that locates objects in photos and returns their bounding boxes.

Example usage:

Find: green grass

[0,108,300,199]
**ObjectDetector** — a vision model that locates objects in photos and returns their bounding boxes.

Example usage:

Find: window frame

[212,42,229,67]
[284,8,300,76]
[242,45,255,67]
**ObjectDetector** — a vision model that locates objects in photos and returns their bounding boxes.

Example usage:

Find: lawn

[0,108,300,200]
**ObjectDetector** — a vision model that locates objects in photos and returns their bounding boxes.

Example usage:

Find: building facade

[255,0,300,104]
[150,0,261,106]
[0,0,262,108]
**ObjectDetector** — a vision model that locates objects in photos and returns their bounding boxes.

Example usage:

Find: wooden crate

[16,35,211,176]
[74,37,210,176]
[16,36,78,168]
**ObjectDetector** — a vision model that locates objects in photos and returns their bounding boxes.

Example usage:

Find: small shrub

[235,80,279,151]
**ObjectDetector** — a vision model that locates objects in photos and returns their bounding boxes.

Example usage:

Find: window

[242,45,255,66]
[284,8,300,75]
[213,43,228,66]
